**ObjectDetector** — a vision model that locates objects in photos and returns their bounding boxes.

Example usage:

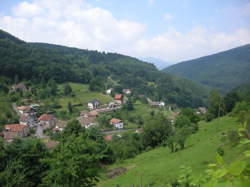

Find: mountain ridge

[163,44,250,93]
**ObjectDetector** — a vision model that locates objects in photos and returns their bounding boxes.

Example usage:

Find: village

[1,82,207,146]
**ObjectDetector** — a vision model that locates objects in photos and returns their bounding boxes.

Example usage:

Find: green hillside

[163,44,250,93]
[0,29,208,107]
[98,116,240,186]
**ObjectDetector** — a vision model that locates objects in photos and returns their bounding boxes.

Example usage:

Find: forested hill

[0,29,208,107]
[163,44,250,93]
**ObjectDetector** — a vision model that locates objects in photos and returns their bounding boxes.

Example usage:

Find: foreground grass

[98,116,240,187]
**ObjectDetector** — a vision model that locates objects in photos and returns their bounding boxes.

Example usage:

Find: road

[102,128,137,135]
[35,124,48,139]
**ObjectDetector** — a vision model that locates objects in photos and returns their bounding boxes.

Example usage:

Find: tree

[89,77,104,92]
[67,102,73,113]
[123,99,134,111]
[47,79,58,95]
[180,108,200,124]
[64,83,72,95]
[0,138,48,187]
[143,113,171,148]
[62,120,86,138]
[224,91,240,113]
[207,90,225,120]
[41,135,103,187]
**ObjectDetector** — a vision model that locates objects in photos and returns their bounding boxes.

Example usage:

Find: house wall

[114,122,123,129]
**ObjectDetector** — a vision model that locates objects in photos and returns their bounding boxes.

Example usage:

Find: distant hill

[140,57,172,70]
[0,29,208,107]
[163,44,250,93]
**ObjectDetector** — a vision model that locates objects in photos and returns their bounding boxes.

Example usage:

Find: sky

[0,0,250,64]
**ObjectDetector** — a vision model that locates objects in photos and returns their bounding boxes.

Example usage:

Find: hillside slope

[98,116,240,187]
[163,44,250,93]
[0,29,208,107]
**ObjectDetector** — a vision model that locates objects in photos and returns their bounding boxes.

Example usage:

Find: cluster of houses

[79,89,131,129]
[78,97,124,129]
[2,104,58,142]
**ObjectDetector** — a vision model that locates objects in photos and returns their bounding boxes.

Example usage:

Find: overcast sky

[0,0,250,64]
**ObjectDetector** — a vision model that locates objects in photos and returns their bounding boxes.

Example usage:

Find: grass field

[42,83,113,119]
[57,83,112,108]
[98,116,241,187]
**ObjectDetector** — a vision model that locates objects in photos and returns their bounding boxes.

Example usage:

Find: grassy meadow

[98,116,241,187]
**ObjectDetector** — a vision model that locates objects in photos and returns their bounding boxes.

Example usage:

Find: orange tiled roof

[115,94,123,100]
[4,124,27,132]
[110,118,122,124]
[38,114,55,121]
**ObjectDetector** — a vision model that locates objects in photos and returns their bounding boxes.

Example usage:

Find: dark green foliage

[207,90,226,120]
[123,99,134,111]
[0,29,208,107]
[67,102,73,113]
[143,113,172,148]
[224,91,240,113]
[163,44,250,93]
[0,138,48,187]
[41,135,102,187]
[63,83,72,95]
[109,133,144,160]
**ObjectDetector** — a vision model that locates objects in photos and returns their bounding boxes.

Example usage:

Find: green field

[98,116,241,187]
[41,83,113,118]
[58,83,112,108]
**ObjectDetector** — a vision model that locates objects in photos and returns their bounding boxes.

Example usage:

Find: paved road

[35,125,48,139]
[102,128,137,135]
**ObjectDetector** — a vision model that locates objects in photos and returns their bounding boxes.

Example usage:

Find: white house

[151,101,165,108]
[110,118,124,129]
[123,89,132,95]
[106,88,113,95]
[88,99,100,110]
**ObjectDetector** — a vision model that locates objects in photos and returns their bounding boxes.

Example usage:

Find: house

[197,107,207,114]
[80,110,89,117]
[88,99,100,110]
[110,118,123,129]
[89,110,98,117]
[19,115,36,126]
[77,116,97,128]
[52,120,67,132]
[109,102,118,108]
[11,83,27,93]
[4,124,29,142]
[150,101,165,108]
[38,114,56,129]
[104,135,113,141]
[114,94,123,104]
[106,88,113,95]
[123,89,132,95]
[17,106,36,117]
[52,126,64,132]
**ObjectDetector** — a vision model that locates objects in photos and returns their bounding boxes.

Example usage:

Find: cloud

[0,0,250,64]
[148,0,155,5]
[163,13,173,21]
[131,27,250,62]
[0,0,145,52]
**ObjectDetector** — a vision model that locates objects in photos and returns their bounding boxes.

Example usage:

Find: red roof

[110,118,122,124]
[115,94,123,100]
[17,106,31,111]
[104,135,113,141]
[4,124,27,132]
[38,114,55,121]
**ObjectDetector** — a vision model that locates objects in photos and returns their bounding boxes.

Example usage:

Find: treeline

[0,29,208,107]
[205,81,250,122]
